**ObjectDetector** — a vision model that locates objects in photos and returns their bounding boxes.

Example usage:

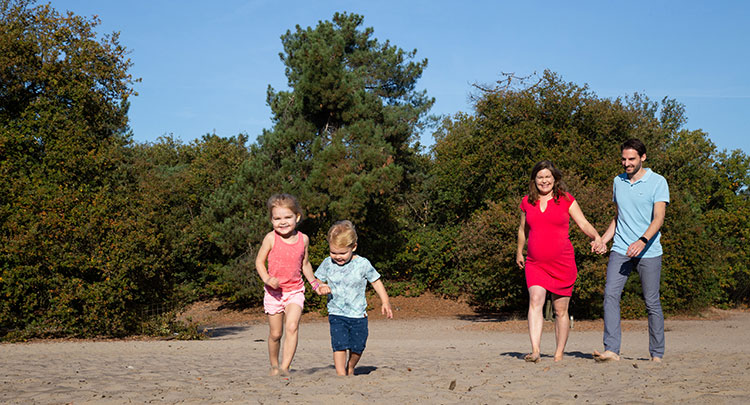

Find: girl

[255,194,327,376]
[516,161,606,362]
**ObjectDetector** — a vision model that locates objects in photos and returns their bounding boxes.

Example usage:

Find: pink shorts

[263,287,305,315]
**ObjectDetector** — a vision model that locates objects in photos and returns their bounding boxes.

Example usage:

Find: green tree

[424,70,749,315]
[0,0,139,337]
[200,12,434,305]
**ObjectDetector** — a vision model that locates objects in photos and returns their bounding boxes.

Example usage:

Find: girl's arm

[370,279,393,319]
[300,234,326,294]
[516,212,527,269]
[568,200,606,254]
[255,232,279,289]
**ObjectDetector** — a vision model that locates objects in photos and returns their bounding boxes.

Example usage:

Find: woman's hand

[516,253,525,269]
[590,239,607,255]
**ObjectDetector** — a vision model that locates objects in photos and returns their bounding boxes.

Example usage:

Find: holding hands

[590,238,608,255]
[311,279,331,295]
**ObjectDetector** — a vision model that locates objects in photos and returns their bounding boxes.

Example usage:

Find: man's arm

[625,201,666,258]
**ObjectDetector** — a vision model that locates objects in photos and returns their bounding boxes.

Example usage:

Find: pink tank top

[266,231,306,292]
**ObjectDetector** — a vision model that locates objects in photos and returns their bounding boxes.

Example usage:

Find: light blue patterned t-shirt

[314,256,381,318]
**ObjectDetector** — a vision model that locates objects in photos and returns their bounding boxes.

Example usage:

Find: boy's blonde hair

[267,193,303,218]
[327,220,357,248]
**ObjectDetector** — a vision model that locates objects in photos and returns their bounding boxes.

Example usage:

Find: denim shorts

[329,314,368,353]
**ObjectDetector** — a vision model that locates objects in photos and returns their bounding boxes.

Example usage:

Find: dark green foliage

[2,3,748,340]
[0,0,139,337]
[198,12,434,304]
[425,71,750,317]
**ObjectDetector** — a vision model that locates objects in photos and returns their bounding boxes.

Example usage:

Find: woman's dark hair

[527,160,569,205]
[620,138,646,157]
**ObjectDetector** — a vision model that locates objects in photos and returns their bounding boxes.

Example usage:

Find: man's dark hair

[620,138,647,157]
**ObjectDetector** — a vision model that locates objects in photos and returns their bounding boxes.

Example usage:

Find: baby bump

[527,236,573,263]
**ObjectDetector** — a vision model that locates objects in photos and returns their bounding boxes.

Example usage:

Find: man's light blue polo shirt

[612,168,670,258]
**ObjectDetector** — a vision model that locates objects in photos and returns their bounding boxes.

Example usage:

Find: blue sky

[51,0,749,153]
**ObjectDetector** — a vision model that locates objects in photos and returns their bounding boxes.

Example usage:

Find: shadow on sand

[500,351,595,360]
[202,325,251,338]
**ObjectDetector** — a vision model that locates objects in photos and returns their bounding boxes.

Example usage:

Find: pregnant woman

[516,161,606,362]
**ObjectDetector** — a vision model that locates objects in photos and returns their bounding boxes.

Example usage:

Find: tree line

[1,1,748,339]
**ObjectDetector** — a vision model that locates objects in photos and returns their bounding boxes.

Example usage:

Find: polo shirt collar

[619,168,652,184]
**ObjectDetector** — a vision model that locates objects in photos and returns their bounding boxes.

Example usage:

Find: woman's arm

[516,212,528,269]
[569,200,600,241]
[569,200,607,254]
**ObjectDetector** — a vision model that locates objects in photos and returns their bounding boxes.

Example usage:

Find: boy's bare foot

[651,356,662,363]
[269,366,280,376]
[524,353,541,363]
[593,350,620,362]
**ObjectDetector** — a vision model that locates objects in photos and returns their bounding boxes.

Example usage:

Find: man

[593,138,670,363]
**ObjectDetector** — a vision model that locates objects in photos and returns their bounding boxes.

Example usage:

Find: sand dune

[3,311,750,404]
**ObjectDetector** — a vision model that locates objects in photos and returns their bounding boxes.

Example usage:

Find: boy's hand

[265,276,280,289]
[316,283,331,295]
[381,302,393,319]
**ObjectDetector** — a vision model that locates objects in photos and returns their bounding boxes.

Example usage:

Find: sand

[3,311,750,404]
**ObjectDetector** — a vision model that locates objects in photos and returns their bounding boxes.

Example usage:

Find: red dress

[520,193,577,296]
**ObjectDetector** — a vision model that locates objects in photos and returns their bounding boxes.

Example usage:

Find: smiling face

[329,243,356,266]
[621,148,646,177]
[270,206,299,237]
[534,168,555,197]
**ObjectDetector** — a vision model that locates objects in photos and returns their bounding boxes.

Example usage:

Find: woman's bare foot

[269,366,280,376]
[524,353,541,363]
[553,353,564,362]
[593,350,620,362]
[278,368,291,377]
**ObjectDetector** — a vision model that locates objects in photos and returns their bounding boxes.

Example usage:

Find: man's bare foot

[651,356,662,363]
[269,366,280,376]
[593,350,620,362]
[524,353,541,363]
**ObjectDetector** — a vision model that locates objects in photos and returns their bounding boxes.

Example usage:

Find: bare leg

[347,351,362,375]
[278,304,302,372]
[526,286,546,361]
[333,351,348,376]
[267,313,284,375]
[551,294,571,361]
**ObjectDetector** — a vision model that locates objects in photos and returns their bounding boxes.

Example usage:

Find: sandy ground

[3,308,750,404]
